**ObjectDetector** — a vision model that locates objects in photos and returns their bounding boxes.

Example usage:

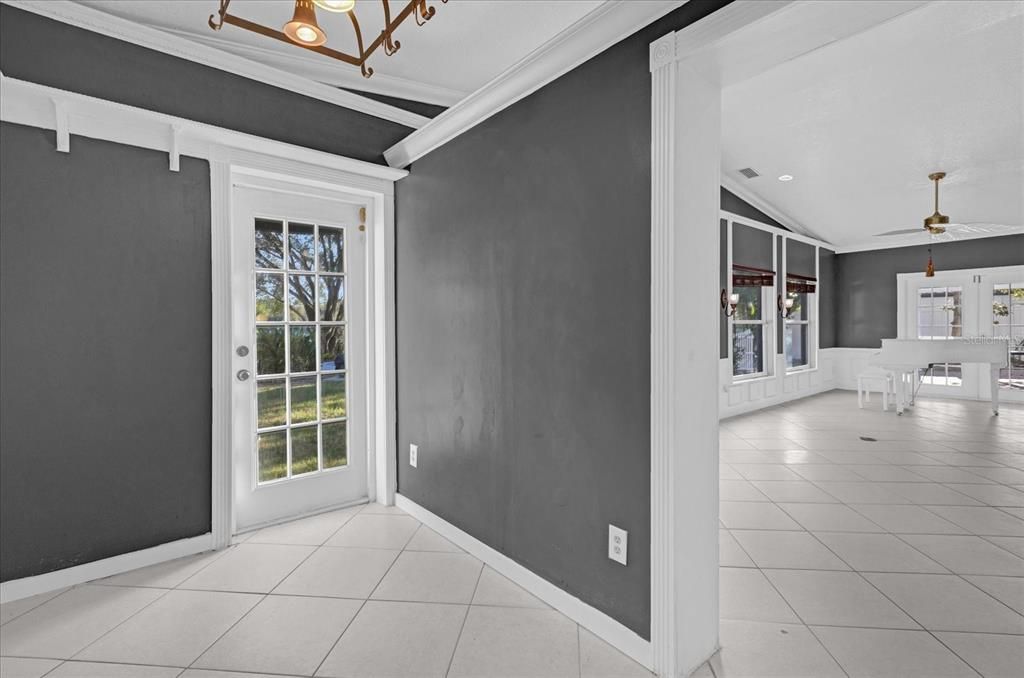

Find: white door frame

[649,1,929,674]
[210,149,400,547]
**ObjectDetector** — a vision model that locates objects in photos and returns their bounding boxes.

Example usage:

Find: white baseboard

[0,533,214,604]
[394,494,653,670]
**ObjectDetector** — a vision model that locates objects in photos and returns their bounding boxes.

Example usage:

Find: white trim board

[394,494,652,670]
[383,0,685,168]
[721,173,821,241]
[0,75,408,183]
[834,227,1024,254]
[2,0,429,129]
[159,28,467,108]
[0,534,213,604]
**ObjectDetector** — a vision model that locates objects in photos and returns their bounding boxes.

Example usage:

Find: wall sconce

[721,289,739,317]
[778,294,795,319]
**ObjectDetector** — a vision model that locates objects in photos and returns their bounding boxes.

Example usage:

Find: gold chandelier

[209,0,447,78]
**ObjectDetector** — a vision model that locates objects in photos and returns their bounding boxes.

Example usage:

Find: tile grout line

[721,525,853,678]
[444,564,487,678]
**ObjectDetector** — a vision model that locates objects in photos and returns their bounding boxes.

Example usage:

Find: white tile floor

[1,391,1021,677]
[716,391,1024,678]
[0,503,658,678]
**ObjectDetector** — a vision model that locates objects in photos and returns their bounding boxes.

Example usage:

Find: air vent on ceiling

[738,167,760,179]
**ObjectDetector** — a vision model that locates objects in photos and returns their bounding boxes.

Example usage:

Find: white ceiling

[721,0,1024,250]
[75,0,606,106]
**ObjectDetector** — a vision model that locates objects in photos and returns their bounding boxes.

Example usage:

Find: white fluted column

[649,31,721,678]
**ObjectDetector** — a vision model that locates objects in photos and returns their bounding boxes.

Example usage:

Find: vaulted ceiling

[75,0,605,106]
[721,0,1023,250]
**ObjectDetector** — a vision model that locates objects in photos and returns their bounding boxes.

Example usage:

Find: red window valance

[732,264,775,287]
[786,272,817,294]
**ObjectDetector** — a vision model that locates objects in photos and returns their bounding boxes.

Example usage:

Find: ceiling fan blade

[945,222,1021,233]
[874,228,924,236]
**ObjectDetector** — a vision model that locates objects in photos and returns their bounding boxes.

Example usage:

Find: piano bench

[857,372,894,410]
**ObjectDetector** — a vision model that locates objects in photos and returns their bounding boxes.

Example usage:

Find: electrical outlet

[409,444,418,468]
[608,525,627,566]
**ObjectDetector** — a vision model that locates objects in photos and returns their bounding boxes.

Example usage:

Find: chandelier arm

[208,0,230,30]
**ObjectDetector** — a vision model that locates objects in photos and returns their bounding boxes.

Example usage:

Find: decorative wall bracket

[208,0,447,79]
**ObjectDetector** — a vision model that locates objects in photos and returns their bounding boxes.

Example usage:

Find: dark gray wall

[818,249,838,349]
[342,88,447,119]
[835,235,1024,348]
[787,239,816,277]
[396,0,731,639]
[732,222,774,269]
[1,123,212,581]
[0,5,412,164]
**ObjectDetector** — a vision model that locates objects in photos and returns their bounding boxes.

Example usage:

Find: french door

[902,265,1024,403]
[231,185,368,531]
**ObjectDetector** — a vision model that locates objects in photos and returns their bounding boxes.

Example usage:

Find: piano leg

[991,365,1000,415]
[895,372,905,415]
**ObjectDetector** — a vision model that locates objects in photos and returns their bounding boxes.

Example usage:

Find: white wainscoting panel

[719,349,850,418]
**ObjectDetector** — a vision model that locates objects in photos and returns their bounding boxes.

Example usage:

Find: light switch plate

[608,524,627,565]
[409,444,418,467]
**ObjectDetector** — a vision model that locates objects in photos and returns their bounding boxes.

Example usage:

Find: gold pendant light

[283,0,327,46]
[925,246,935,277]
[923,171,950,233]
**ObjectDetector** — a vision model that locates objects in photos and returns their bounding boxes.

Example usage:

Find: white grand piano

[871,338,1010,415]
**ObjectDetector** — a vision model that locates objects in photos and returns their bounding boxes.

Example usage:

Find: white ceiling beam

[384,0,687,168]
[3,0,430,129]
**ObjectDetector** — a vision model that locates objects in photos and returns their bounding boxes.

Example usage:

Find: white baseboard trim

[394,494,653,670]
[0,533,214,604]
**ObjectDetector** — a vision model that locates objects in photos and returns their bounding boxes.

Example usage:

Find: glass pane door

[232,186,367,531]
[253,218,349,484]
[992,281,1024,392]
[916,285,963,386]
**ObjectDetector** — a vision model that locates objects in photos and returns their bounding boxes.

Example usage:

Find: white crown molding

[2,0,430,129]
[720,173,826,242]
[834,227,1024,254]
[383,0,686,168]
[0,75,409,183]
[161,28,466,108]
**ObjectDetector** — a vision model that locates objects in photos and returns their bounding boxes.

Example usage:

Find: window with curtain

[784,273,815,370]
[732,265,774,378]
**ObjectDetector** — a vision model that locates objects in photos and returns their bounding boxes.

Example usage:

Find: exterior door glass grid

[992,281,1024,390]
[917,285,963,386]
[253,217,348,484]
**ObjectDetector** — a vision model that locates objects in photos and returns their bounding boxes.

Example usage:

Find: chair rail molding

[2,0,429,129]
[383,0,684,168]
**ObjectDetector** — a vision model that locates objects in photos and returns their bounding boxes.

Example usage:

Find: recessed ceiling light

[778,175,794,182]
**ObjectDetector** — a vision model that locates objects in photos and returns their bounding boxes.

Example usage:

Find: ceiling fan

[874,171,1018,238]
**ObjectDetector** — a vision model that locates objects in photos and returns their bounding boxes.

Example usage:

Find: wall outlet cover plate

[608,524,627,566]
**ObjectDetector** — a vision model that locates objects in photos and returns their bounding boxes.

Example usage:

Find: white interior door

[231,185,368,531]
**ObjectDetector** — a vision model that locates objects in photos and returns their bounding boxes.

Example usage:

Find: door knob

[236,345,250,357]
[236,369,251,382]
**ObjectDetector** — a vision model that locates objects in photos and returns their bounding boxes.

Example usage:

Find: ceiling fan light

[313,0,356,12]
[283,0,327,46]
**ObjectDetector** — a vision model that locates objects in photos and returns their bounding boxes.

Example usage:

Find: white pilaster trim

[384,0,684,168]
[395,494,652,669]
[0,534,214,603]
[648,29,679,678]
[2,0,429,129]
